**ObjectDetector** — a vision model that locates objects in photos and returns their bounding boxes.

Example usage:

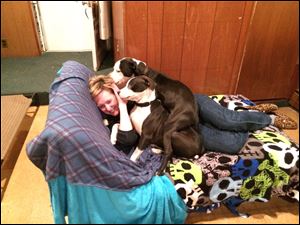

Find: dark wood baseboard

[289,89,299,111]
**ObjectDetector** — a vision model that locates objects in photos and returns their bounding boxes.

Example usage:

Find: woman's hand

[111,83,127,108]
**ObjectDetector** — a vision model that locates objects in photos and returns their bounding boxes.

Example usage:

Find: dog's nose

[116,77,131,89]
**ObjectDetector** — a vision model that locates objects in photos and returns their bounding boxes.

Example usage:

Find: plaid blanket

[26,61,163,191]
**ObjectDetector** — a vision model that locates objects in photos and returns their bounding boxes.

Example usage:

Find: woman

[89,74,297,155]
[89,75,139,155]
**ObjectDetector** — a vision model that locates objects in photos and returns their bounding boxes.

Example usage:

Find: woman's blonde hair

[88,74,114,98]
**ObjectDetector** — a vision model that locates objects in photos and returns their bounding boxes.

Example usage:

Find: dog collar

[135,99,159,107]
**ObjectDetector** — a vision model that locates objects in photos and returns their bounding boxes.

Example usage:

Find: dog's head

[119,75,155,103]
[109,57,148,88]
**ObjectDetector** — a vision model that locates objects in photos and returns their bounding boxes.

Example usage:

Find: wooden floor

[1,106,299,224]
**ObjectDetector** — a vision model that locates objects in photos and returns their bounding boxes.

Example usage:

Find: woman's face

[94,89,119,116]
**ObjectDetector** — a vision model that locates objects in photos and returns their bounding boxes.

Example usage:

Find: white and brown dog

[119,73,203,174]
[119,75,164,162]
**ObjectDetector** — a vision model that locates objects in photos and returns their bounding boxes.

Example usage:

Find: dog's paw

[130,147,144,162]
[151,147,162,155]
[155,170,165,176]
[194,155,199,160]
[156,165,167,176]
[103,119,109,126]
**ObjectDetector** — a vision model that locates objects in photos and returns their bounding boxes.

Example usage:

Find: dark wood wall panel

[160,1,187,80]
[125,1,148,62]
[205,21,243,94]
[180,21,215,93]
[204,2,245,95]
[237,1,299,100]
[181,1,246,94]
[113,1,298,100]
[207,22,242,70]
[147,2,163,71]
[180,2,216,93]
[229,1,255,93]
[120,1,248,89]
[214,1,245,21]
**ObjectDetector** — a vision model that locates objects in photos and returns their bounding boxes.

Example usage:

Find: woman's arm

[111,83,133,131]
[110,84,139,154]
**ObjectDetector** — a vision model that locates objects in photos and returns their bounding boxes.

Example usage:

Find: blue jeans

[194,94,271,154]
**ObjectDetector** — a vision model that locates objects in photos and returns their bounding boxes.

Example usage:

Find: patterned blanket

[167,94,299,217]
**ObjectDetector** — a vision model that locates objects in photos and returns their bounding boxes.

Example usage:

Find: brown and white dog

[119,76,165,162]
[114,58,205,174]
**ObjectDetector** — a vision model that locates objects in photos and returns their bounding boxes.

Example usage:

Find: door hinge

[1,39,8,48]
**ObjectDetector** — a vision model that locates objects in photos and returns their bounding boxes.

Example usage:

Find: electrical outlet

[2,39,8,48]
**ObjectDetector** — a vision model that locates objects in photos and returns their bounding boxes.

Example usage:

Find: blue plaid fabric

[26,61,163,191]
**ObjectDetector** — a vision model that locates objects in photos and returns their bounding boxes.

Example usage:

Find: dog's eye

[116,70,121,73]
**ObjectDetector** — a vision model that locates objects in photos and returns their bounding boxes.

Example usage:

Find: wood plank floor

[1,106,299,224]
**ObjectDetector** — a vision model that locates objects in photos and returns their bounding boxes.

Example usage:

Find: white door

[37,1,93,52]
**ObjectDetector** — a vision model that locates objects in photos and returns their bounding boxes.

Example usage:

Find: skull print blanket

[26,61,299,223]
[166,94,299,217]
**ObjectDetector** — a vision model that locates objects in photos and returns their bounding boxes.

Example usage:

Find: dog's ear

[120,59,137,77]
[142,75,155,90]
[135,62,148,75]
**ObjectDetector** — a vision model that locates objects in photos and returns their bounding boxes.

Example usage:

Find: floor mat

[1,52,93,95]
[1,51,114,96]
